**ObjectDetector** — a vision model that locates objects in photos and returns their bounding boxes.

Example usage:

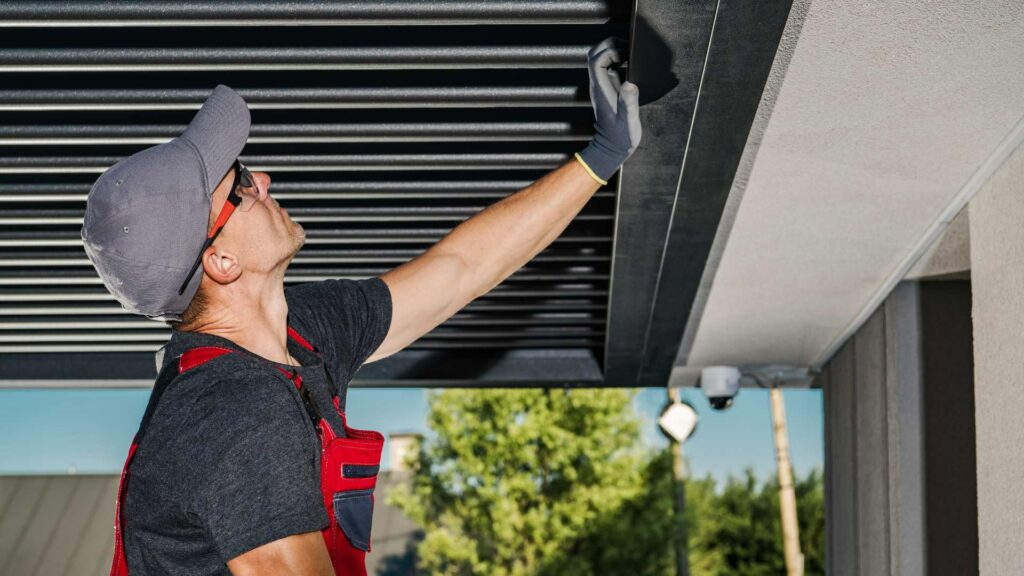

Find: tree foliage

[686,469,824,576]
[389,388,824,576]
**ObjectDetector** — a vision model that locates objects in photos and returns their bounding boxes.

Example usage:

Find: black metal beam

[603,0,717,386]
[0,351,158,381]
[636,0,793,387]
[604,0,793,387]
[354,348,603,387]
[0,348,603,387]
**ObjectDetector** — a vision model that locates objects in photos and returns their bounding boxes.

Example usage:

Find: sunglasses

[177,160,262,295]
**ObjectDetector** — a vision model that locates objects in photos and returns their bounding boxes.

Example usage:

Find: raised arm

[367,38,642,363]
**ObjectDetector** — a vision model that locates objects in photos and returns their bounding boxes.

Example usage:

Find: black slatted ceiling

[0,1,630,357]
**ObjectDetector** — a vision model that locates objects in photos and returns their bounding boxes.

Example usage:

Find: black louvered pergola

[0,0,792,387]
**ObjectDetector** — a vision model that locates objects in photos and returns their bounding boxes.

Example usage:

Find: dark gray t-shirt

[122,277,392,575]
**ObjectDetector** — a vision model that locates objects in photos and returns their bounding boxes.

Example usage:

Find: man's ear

[201,245,242,286]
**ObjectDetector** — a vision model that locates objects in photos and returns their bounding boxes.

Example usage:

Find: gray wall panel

[884,283,925,576]
[819,281,975,576]
[826,339,858,576]
[853,310,890,575]
[919,282,977,576]
[821,364,833,574]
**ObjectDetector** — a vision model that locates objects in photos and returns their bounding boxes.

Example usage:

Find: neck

[193,278,296,366]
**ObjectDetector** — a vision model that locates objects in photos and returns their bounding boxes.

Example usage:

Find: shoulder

[154,355,309,442]
[285,277,391,320]
[174,354,291,402]
[283,277,392,376]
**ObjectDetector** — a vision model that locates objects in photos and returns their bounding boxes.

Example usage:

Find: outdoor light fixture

[658,395,699,443]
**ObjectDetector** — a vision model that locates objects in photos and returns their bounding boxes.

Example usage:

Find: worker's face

[208,165,305,276]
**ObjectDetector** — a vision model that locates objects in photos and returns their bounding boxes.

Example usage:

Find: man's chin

[290,227,306,256]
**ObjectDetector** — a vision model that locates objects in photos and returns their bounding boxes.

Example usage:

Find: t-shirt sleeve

[185,369,327,562]
[284,276,393,381]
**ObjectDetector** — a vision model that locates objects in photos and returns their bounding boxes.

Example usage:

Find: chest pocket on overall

[109,326,384,576]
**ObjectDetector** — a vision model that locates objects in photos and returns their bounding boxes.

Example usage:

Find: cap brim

[180,84,251,195]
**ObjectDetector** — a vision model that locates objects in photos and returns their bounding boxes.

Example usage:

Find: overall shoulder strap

[287,325,345,432]
[288,324,344,397]
[288,326,318,354]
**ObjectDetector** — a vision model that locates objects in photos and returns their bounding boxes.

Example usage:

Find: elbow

[436,248,483,307]
[455,251,489,303]
[432,232,504,304]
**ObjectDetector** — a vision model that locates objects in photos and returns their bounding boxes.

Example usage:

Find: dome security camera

[700,366,742,411]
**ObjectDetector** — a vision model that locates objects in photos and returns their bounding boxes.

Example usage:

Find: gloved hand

[575,37,642,185]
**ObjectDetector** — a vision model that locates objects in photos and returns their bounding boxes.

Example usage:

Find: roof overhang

[677,0,1024,380]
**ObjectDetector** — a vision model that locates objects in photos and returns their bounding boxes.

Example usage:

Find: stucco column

[969,140,1024,575]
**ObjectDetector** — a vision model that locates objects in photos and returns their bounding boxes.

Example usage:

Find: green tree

[389,388,826,576]
[795,469,826,574]
[687,469,825,576]
[389,388,677,576]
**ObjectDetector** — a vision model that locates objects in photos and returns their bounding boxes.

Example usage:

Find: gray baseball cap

[81,84,251,322]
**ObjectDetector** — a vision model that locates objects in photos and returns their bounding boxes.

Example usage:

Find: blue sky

[0,386,822,484]
[632,387,824,483]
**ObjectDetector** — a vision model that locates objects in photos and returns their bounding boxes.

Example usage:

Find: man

[81,37,640,575]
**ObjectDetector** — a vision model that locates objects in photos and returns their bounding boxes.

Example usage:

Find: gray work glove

[575,37,642,185]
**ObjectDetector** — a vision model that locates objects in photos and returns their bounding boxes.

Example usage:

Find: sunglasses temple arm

[177,233,219,295]
[177,167,240,296]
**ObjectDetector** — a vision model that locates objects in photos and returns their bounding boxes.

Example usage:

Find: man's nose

[254,171,272,200]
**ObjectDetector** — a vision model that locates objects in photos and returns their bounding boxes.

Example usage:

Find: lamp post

[659,387,698,576]
[769,383,804,576]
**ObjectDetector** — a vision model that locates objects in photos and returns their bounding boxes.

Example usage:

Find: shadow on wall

[629,13,679,106]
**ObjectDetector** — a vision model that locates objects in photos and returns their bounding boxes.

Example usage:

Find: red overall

[110,326,384,575]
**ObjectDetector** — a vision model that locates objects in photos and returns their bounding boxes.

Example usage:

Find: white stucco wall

[687,0,1024,367]
[904,206,970,280]
[969,140,1024,575]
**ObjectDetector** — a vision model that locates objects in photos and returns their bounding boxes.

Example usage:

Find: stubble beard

[284,220,305,264]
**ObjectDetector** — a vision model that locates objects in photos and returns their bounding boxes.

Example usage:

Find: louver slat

[0,1,616,27]
[0,87,589,111]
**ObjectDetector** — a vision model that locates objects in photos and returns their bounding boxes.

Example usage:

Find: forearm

[434,158,602,298]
